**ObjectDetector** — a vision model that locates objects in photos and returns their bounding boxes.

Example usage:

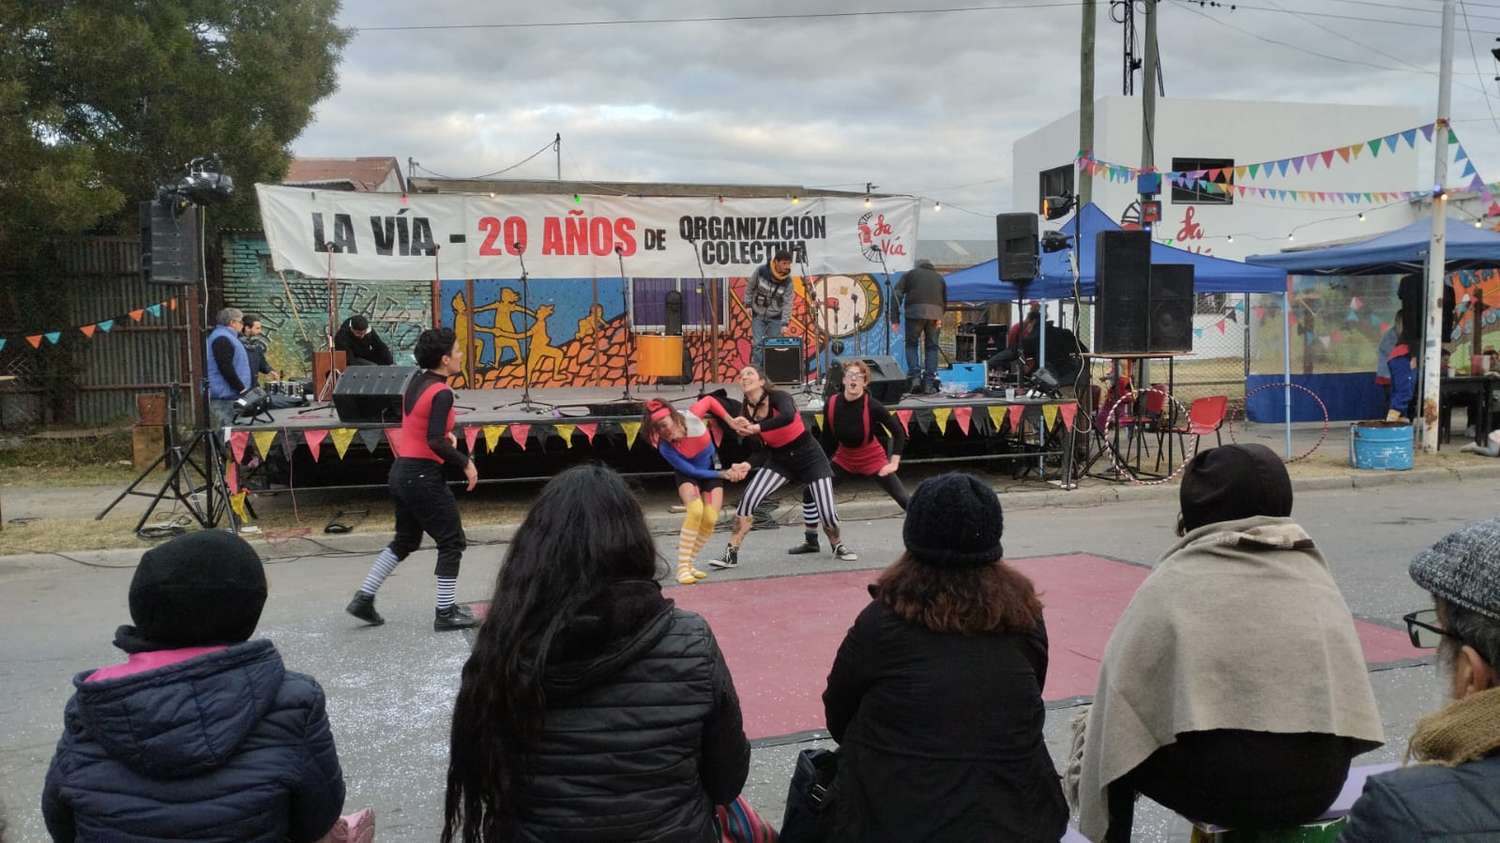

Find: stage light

[1042,194,1077,221]
[1041,230,1073,253]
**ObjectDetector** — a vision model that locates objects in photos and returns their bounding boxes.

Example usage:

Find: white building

[1012,97,1427,262]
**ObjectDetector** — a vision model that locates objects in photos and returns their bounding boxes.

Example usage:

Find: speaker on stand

[1093,230,1152,354]
[1149,264,1195,354]
[996,213,1040,283]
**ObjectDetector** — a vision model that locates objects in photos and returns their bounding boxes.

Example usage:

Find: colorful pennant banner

[1,298,176,351]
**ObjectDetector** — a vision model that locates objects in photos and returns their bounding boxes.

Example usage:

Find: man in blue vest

[206,307,250,429]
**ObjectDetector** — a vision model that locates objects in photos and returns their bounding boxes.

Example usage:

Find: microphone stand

[676,238,712,403]
[875,248,895,356]
[495,244,554,414]
[615,246,637,403]
[798,257,826,403]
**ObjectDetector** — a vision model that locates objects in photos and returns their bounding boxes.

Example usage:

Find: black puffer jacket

[1340,754,1500,841]
[41,639,344,842]
[513,579,750,842]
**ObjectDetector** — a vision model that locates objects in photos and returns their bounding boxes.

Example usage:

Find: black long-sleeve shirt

[821,393,907,455]
[210,336,247,393]
[404,370,467,468]
[335,319,394,366]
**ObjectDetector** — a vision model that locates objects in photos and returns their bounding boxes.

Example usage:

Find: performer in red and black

[346,327,480,632]
[709,365,853,569]
[789,358,909,555]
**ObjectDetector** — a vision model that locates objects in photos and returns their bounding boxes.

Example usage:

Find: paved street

[1,478,1494,841]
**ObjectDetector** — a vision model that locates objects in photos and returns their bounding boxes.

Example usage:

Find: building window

[1172,157,1234,205]
[1039,164,1075,213]
[630,277,728,331]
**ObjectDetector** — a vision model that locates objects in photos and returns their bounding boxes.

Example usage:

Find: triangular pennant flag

[1007,404,1025,432]
[226,461,238,494]
[932,407,953,433]
[330,427,356,459]
[44,331,61,345]
[229,430,250,463]
[1319,335,1332,349]
[1449,128,1460,145]
[554,423,576,447]
[1464,162,1476,178]
[483,424,505,452]
[577,422,598,443]
[1207,168,1222,181]
[1331,328,1344,344]
[464,425,479,453]
[1321,149,1335,168]
[1368,140,1382,157]
[1292,156,1304,174]
[1042,403,1060,431]
[1337,146,1352,163]
[384,429,402,457]
[80,324,96,338]
[1248,162,1261,179]
[1059,403,1078,431]
[1253,306,1267,321]
[357,428,383,454]
[913,411,932,434]
[953,406,973,435]
[895,409,913,434]
[252,430,279,460]
[1277,159,1290,176]
[1403,129,1418,149]
[1384,135,1398,153]
[128,309,144,322]
[1194,327,1205,338]
[229,491,251,524]
[304,429,328,462]
[1421,123,1435,142]
[146,304,163,317]
[621,420,642,449]
[1490,201,1500,217]
[510,423,531,451]
[96,319,113,333]
[987,406,1005,431]
[1235,166,1248,180]
[814,413,825,432]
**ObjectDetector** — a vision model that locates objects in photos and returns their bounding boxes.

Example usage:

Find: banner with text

[257,185,920,280]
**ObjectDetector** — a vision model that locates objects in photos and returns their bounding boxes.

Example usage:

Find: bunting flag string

[932,407,953,433]
[357,428,383,454]
[621,420,643,450]
[252,430,279,460]
[577,422,598,443]
[1007,404,1025,432]
[987,406,1006,431]
[1041,403,1060,431]
[1059,403,1078,431]
[0,298,176,351]
[554,423,576,447]
[894,409,913,434]
[330,428,357,459]
[483,424,505,452]
[813,413,825,432]
[510,423,531,451]
[464,425,480,453]
[953,406,973,435]
[304,429,328,462]
[229,430,250,464]
[384,429,403,457]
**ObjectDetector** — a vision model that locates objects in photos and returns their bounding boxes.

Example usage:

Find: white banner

[256,184,920,280]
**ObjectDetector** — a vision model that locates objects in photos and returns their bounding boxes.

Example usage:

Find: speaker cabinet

[996,213,1039,283]
[1094,230,1152,354]
[858,355,909,404]
[333,365,419,423]
[1149,264,1195,353]
[665,289,683,335]
[140,201,200,285]
[762,338,804,385]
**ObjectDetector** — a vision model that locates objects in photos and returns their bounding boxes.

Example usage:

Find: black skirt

[767,432,834,483]
[674,471,725,493]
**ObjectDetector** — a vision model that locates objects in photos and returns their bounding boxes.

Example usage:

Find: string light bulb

[1358,213,1366,222]
[1226,234,1234,243]
[791,195,800,205]
[1477,219,1485,229]
[934,201,943,212]
[1287,233,1295,241]
[864,195,871,208]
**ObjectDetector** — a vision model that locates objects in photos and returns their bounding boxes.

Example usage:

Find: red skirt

[833,438,888,475]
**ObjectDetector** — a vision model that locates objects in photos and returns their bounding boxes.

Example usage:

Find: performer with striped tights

[643,397,751,585]
[710,365,853,570]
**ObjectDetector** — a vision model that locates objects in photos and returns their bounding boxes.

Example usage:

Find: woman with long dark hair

[442,464,750,843]
[709,365,852,570]
[642,397,751,585]
[821,472,1067,841]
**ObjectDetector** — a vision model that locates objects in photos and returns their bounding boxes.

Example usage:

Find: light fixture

[864,196,871,208]
[573,193,582,204]
[791,195,800,204]
[1477,219,1485,228]
[934,201,942,212]
[1227,234,1235,243]
[1358,213,1366,222]
[1440,191,1450,202]
[1287,233,1295,241]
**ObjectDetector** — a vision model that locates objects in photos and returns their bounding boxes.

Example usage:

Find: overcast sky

[291,0,1500,239]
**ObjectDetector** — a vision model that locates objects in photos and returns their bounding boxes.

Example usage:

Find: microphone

[512,241,525,253]
[614,245,624,255]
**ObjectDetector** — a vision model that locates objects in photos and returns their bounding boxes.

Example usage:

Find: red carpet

[475,553,1425,741]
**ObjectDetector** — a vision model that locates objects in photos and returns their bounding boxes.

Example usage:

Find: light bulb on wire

[1287,233,1295,242]
[1358,213,1366,222]
[1226,234,1234,243]
[934,201,942,212]
[1477,219,1485,229]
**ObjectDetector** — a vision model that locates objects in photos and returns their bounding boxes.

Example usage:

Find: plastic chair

[1159,396,1229,468]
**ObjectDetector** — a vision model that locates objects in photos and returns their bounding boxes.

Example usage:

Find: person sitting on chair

[334,314,394,367]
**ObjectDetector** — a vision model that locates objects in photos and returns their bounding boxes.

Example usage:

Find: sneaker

[832,543,859,562]
[434,604,479,632]
[708,545,740,569]
[787,534,821,555]
[346,592,384,626]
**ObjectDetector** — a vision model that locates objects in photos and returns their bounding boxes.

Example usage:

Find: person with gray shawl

[1066,444,1384,841]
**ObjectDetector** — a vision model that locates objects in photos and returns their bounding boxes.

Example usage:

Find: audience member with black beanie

[42,531,346,842]
[820,472,1067,842]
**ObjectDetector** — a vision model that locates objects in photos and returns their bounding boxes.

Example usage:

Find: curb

[6,462,1499,573]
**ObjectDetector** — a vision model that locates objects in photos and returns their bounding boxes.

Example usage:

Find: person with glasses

[1342,519,1500,841]
[1067,444,1385,842]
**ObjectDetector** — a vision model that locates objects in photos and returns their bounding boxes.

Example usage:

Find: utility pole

[555,133,562,180]
[1139,0,1158,203]
[1079,0,1097,205]
[1421,0,1457,453]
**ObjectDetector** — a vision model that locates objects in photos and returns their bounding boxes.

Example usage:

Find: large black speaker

[140,200,200,285]
[1149,264,1195,353]
[1094,230,1152,354]
[858,355,908,403]
[665,289,683,335]
[333,366,419,423]
[762,337,804,385]
[996,213,1039,283]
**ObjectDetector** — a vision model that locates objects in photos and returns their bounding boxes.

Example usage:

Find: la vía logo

[857,211,906,263]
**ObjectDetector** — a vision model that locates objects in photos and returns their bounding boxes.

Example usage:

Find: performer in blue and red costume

[643,397,751,584]
[346,327,480,632]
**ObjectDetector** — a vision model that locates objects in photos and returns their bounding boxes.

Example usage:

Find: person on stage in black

[335,313,394,366]
[747,250,795,370]
[790,359,909,556]
[346,327,479,632]
[987,317,1088,398]
[709,365,853,569]
[240,313,278,388]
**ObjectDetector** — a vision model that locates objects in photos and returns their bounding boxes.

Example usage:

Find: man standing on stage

[240,314,278,388]
[890,258,947,394]
[346,327,480,632]
[747,249,795,369]
[335,313,395,366]
[206,308,250,429]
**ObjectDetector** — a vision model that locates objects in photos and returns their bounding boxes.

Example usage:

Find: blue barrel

[1350,422,1413,470]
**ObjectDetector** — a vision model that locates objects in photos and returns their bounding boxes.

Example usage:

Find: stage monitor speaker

[973,324,1009,360]
[139,200,200,285]
[665,290,683,336]
[1149,264,1195,353]
[1094,230,1152,354]
[762,338,804,385]
[996,213,1039,283]
[333,365,419,423]
[859,355,909,404]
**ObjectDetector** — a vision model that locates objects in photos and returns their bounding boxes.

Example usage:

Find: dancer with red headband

[789,358,908,555]
[710,365,852,570]
[643,397,751,585]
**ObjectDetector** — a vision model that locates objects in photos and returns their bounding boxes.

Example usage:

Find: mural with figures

[438,274,901,389]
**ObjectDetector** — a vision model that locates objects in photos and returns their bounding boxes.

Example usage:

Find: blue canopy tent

[1247,213,1500,275]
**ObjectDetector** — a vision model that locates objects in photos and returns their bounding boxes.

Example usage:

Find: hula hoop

[1228,381,1330,463]
[1098,387,1198,486]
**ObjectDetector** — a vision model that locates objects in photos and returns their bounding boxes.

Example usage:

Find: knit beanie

[1179,444,1293,533]
[126,531,267,649]
[1410,518,1500,621]
[903,472,1003,567]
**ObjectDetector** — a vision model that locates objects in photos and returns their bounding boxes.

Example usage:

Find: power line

[1460,0,1500,138]
[1174,0,1500,30]
[348,2,1088,33]
[412,137,558,181]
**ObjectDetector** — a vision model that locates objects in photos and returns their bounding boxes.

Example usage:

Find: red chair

[1159,396,1229,467]
[1120,383,1167,466]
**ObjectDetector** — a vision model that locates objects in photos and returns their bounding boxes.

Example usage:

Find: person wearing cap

[1068,444,1384,842]
[41,531,346,842]
[820,472,1067,841]
[1340,518,1500,841]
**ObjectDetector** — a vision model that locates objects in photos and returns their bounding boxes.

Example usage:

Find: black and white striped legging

[737,467,838,531]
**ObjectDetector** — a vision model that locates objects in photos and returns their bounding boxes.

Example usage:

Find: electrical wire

[1174,0,1500,31]
[1460,0,1500,138]
[412,138,559,181]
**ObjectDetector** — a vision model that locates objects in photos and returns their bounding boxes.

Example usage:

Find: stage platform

[226,383,1081,490]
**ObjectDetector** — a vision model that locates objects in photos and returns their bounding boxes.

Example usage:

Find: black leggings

[387,459,466,578]
[801,464,909,527]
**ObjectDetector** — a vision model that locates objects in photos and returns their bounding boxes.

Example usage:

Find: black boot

[434,603,479,632]
[788,530,821,554]
[346,592,384,626]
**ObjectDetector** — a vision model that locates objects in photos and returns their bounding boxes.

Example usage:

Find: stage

[225,382,1083,490]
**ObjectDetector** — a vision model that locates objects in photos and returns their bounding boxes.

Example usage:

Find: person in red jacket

[346,327,480,632]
